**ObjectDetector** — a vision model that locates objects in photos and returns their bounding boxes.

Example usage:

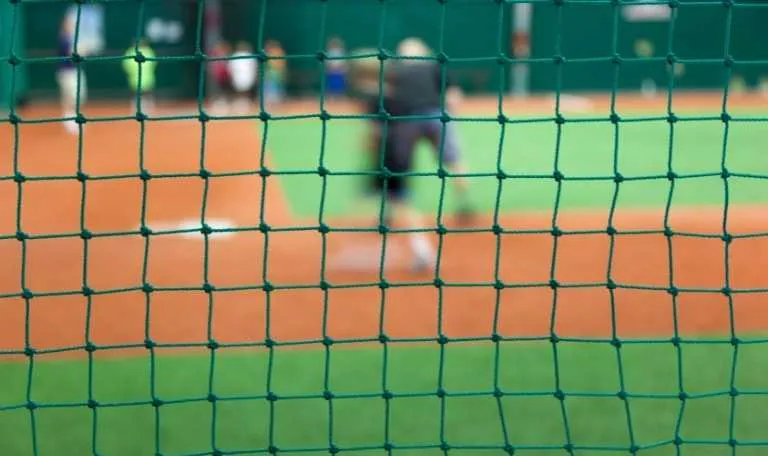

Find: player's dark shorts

[370,121,410,201]
[390,110,461,166]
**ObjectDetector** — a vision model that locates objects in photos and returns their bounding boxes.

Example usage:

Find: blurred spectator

[325,36,347,99]
[57,15,84,134]
[122,39,158,114]
[227,41,258,114]
[263,40,286,107]
[209,40,233,113]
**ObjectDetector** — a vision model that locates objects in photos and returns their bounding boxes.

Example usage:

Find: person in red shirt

[209,40,232,113]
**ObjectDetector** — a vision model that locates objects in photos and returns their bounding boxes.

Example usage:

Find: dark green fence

[12,0,768,101]
[0,0,26,109]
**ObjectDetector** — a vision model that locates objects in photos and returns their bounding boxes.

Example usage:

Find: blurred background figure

[209,40,233,114]
[122,38,157,114]
[226,41,258,114]
[263,40,286,108]
[56,15,84,134]
[325,36,347,100]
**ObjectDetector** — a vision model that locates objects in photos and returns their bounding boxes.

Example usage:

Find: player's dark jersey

[388,61,454,116]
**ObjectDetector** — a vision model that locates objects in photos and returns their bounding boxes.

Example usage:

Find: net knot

[434,278,444,288]
[203,283,215,294]
[21,288,33,299]
[76,171,89,183]
[721,286,731,296]
[552,54,565,65]
[259,111,271,121]
[75,113,87,125]
[497,114,509,124]
[144,339,156,349]
[323,336,334,347]
[492,224,503,235]
[198,112,210,123]
[723,55,735,67]
[259,223,271,233]
[82,286,94,297]
[436,388,446,398]
[378,224,389,234]
[328,445,340,455]
[611,337,621,347]
[613,173,624,183]
[316,50,327,62]
[721,233,732,243]
[133,51,146,64]
[553,171,564,182]
[140,169,152,181]
[554,114,566,125]
[264,338,275,348]
[152,398,164,408]
[491,333,503,343]
[207,340,219,350]
[71,52,84,64]
[436,225,448,235]
[200,223,213,235]
[550,334,560,344]
[496,170,508,181]
[666,113,678,124]
[440,113,452,124]
[666,171,677,181]
[135,111,148,122]
[13,172,26,184]
[194,51,205,63]
[437,335,449,345]
[671,336,681,347]
[667,286,679,297]
[667,0,679,8]
[318,223,330,234]
[323,390,335,400]
[611,53,622,65]
[504,444,515,455]
[212,451,222,456]
[24,347,36,357]
[378,333,389,343]
[729,439,738,447]
[606,226,617,236]
[551,227,563,237]
[199,169,211,179]
[267,445,279,454]
[383,443,394,451]
[606,279,617,290]
[440,442,450,452]
[494,280,505,290]
[15,231,29,241]
[721,112,731,123]
[378,280,389,290]
[721,168,730,179]
[678,392,688,401]
[553,0,565,6]
[262,281,274,293]
[207,394,218,403]
[610,113,621,124]
[266,392,279,402]
[256,52,268,63]
[8,54,20,66]
[436,52,448,64]
[674,436,684,446]
[664,227,674,238]
[666,52,677,64]
[26,401,37,411]
[319,110,331,121]
[382,390,394,400]
[722,0,733,7]
[731,336,740,346]
[87,399,99,409]
[554,389,565,400]
[8,113,21,125]
[496,53,508,65]
[319,281,331,291]
[80,230,93,240]
[629,445,640,454]
[317,166,329,177]
[437,167,448,179]
[259,167,272,177]
[617,390,627,400]
[493,388,504,398]
[377,49,389,61]
[730,387,739,397]
[142,283,155,294]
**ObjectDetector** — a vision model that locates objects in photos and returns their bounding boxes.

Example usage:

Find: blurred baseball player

[349,48,436,272]
[122,38,157,113]
[227,41,258,114]
[389,37,475,224]
[56,15,84,134]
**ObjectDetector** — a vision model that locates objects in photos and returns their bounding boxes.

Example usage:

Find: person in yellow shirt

[122,39,157,113]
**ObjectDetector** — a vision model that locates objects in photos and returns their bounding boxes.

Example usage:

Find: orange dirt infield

[1,94,766,357]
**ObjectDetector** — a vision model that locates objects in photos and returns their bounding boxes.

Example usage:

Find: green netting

[2,0,768,455]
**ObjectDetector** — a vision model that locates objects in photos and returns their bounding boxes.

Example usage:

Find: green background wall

[14,0,768,101]
[0,0,26,109]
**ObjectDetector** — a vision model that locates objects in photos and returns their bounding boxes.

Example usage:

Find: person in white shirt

[226,41,258,114]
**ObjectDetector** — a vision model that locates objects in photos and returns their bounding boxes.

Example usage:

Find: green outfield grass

[2,341,768,455]
[264,111,768,218]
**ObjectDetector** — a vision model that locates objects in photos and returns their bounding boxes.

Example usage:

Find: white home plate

[328,241,406,272]
[137,218,238,239]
